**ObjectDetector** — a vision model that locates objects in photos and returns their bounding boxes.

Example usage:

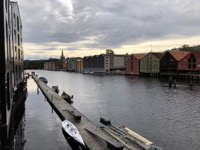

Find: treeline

[180,45,200,51]
[24,58,60,69]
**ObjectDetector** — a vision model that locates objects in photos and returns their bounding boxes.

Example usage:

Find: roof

[169,51,190,61]
[152,52,163,59]
[134,54,146,60]
[188,51,200,57]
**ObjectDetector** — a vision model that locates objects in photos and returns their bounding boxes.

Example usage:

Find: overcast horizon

[17,0,200,60]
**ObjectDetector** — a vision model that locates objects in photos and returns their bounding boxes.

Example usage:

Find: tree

[105,49,114,54]
[181,44,190,51]
[180,45,200,52]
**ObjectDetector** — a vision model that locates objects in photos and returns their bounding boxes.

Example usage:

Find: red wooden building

[178,51,200,72]
[125,54,146,75]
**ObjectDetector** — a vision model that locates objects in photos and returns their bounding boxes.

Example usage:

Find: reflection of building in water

[13,114,26,150]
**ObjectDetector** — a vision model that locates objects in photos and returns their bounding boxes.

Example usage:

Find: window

[14,13,16,26]
[14,30,16,42]
[6,21,9,62]
[16,66,18,80]
[5,0,8,12]
[17,16,19,31]
[18,34,20,46]
[18,49,20,60]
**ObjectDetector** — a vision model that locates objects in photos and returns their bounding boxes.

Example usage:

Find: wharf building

[140,52,163,77]
[0,0,25,148]
[83,54,127,74]
[125,54,146,76]
[44,58,83,73]
[160,50,200,80]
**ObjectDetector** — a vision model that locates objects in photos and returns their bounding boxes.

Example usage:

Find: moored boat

[39,77,48,84]
[52,86,59,94]
[61,91,73,104]
[62,120,85,148]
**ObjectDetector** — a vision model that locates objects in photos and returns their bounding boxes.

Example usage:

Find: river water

[22,70,200,150]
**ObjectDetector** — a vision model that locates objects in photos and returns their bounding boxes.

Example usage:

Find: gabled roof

[134,54,146,60]
[152,52,163,60]
[169,51,190,61]
[188,51,200,57]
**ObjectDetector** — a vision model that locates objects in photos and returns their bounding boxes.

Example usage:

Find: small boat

[39,77,48,84]
[61,91,73,104]
[52,86,59,94]
[62,120,85,147]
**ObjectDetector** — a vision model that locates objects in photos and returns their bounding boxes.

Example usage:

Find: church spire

[60,49,65,61]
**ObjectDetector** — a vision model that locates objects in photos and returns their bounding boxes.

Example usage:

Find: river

[21,70,200,150]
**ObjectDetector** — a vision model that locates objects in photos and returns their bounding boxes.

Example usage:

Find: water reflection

[22,78,71,150]
[25,70,200,150]
[14,115,26,150]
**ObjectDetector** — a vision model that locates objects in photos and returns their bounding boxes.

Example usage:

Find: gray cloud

[18,0,200,51]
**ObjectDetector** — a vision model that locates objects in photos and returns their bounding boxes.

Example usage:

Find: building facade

[178,51,200,72]
[160,51,190,74]
[76,59,83,73]
[125,54,146,75]
[83,55,105,73]
[0,0,25,146]
[83,54,126,74]
[11,2,24,89]
[0,0,13,145]
[140,52,163,76]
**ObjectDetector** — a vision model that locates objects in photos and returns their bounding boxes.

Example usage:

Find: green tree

[180,45,200,52]
[105,49,114,54]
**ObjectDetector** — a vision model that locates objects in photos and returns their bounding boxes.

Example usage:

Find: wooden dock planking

[33,75,124,150]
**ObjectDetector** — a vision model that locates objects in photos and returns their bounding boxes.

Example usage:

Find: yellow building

[140,52,163,77]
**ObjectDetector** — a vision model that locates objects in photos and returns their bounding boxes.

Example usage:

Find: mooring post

[169,76,172,88]
[190,80,193,90]
[37,87,39,95]
[173,79,176,88]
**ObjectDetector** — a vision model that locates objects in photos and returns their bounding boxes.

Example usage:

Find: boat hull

[61,92,73,104]
[62,120,85,145]
[62,128,85,150]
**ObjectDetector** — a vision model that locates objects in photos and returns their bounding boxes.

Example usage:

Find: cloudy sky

[17,0,200,60]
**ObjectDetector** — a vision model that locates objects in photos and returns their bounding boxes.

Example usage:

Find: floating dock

[33,75,161,150]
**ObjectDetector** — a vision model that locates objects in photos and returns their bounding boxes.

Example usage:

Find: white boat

[62,120,85,147]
